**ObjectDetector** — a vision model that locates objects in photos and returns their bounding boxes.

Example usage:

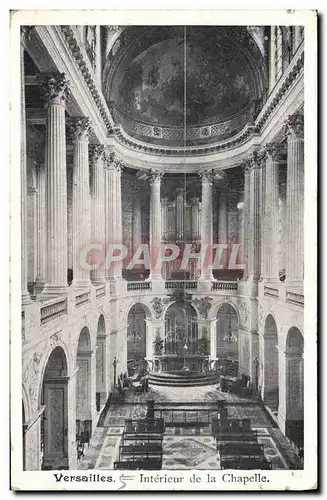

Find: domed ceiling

[104,26,268,146]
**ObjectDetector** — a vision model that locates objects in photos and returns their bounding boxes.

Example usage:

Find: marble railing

[40,297,68,325]
[95,284,106,298]
[165,281,198,290]
[211,281,238,292]
[264,285,279,298]
[127,281,152,291]
[75,291,91,308]
[286,290,304,307]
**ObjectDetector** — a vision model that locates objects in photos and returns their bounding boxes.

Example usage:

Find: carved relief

[192,296,213,319]
[239,302,249,326]
[151,297,165,319]
[41,72,71,106]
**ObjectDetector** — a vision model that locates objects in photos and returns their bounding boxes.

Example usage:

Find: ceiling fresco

[105,26,268,145]
[116,37,254,127]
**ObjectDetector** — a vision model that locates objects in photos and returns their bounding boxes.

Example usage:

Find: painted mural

[117,36,255,127]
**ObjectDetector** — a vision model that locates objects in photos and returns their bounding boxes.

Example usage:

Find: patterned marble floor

[77,385,302,470]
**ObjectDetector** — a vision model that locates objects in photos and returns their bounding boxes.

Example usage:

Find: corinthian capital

[264,142,283,161]
[199,169,214,183]
[285,113,304,139]
[113,156,125,173]
[248,150,261,170]
[69,117,92,141]
[41,72,71,106]
[149,169,163,184]
[89,145,105,165]
[21,26,34,46]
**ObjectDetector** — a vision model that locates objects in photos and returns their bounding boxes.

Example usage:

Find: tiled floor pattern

[162,435,219,469]
[77,385,301,470]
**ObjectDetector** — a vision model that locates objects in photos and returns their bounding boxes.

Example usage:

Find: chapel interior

[21,25,304,471]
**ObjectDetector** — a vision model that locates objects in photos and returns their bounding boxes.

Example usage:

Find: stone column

[104,152,123,280]
[176,187,184,242]
[115,157,124,280]
[264,143,282,280]
[227,187,238,266]
[285,114,304,284]
[218,185,228,270]
[27,185,37,285]
[248,152,262,284]
[294,26,303,51]
[259,156,266,279]
[242,163,251,279]
[21,28,32,304]
[41,73,70,297]
[70,117,92,288]
[148,170,163,280]
[199,170,214,281]
[278,182,287,274]
[90,145,106,284]
[35,163,47,295]
[132,185,142,250]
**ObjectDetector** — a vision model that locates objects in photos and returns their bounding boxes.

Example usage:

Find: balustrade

[75,292,90,308]
[264,285,279,298]
[286,290,304,307]
[95,285,106,298]
[165,281,198,290]
[211,281,238,291]
[40,298,67,324]
[127,281,152,291]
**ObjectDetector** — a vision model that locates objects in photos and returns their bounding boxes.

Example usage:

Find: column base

[71,280,92,289]
[39,284,68,299]
[22,290,33,305]
[35,277,46,296]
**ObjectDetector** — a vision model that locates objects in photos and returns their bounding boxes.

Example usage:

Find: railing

[75,292,90,308]
[264,285,279,298]
[40,298,67,324]
[211,281,238,291]
[127,281,152,291]
[95,285,106,298]
[165,280,198,290]
[286,290,304,307]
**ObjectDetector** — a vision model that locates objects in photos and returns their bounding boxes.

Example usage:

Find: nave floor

[77,384,302,471]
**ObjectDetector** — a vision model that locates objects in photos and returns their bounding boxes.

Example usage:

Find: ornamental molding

[263,142,284,161]
[89,144,105,164]
[285,113,304,139]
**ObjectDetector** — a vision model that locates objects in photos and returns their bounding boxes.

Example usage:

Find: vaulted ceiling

[103,26,269,146]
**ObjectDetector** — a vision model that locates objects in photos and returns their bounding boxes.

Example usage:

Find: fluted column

[21,27,32,303]
[259,156,266,279]
[285,114,304,284]
[132,185,142,250]
[41,73,70,297]
[278,182,287,274]
[114,157,124,279]
[176,187,184,242]
[263,143,282,280]
[248,152,262,282]
[104,152,122,280]
[199,170,214,281]
[269,26,276,91]
[90,145,106,284]
[242,163,251,279]
[70,117,92,288]
[148,170,163,280]
[218,185,228,270]
[35,163,47,295]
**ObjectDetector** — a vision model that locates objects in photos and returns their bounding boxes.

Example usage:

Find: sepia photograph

[10,9,317,491]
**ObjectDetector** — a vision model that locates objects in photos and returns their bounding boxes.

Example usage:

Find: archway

[96,315,107,410]
[216,303,239,377]
[263,315,279,409]
[76,327,94,446]
[285,327,304,450]
[127,304,147,362]
[163,302,199,372]
[41,346,68,470]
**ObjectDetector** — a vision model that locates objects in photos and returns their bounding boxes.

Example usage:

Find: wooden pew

[218,442,264,457]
